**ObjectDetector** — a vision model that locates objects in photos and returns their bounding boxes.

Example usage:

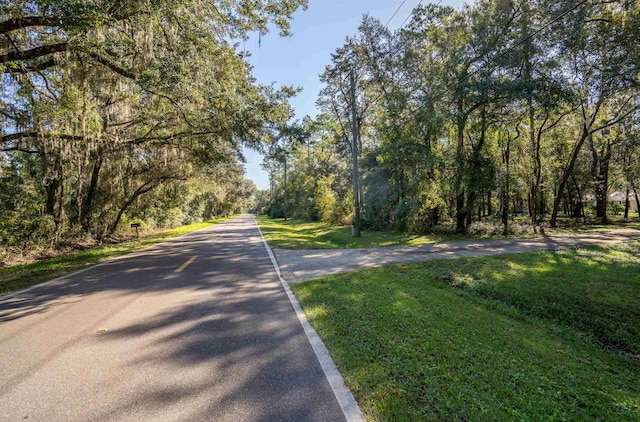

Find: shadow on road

[0,216,345,421]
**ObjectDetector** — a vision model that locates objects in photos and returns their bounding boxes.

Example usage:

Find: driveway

[273,229,640,283]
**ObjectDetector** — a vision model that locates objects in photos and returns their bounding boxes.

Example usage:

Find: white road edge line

[0,218,234,301]
[254,215,365,422]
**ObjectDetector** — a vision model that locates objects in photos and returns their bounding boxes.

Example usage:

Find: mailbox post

[130,223,141,240]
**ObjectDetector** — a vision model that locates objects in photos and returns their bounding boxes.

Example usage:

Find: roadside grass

[258,215,640,250]
[0,218,229,296]
[257,216,455,249]
[291,243,640,421]
[555,214,640,232]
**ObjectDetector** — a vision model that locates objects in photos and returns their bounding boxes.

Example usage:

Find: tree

[0,0,306,247]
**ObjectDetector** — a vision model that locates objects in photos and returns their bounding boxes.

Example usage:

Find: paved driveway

[273,229,640,283]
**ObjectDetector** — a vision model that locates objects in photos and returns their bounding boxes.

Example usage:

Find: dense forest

[259,0,640,234]
[0,0,308,253]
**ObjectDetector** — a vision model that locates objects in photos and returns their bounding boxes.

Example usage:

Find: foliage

[258,215,479,249]
[0,0,303,247]
[291,243,640,420]
[261,0,640,234]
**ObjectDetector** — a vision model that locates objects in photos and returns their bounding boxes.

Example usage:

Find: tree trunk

[80,155,103,230]
[109,181,160,235]
[45,177,64,222]
[283,159,288,221]
[529,123,538,226]
[44,150,64,233]
[501,194,509,235]
[539,183,545,220]
[429,207,439,228]
[456,192,466,232]
[632,185,640,221]
[624,187,630,219]
[455,98,466,233]
[566,184,574,218]
[550,127,590,227]
[464,106,487,230]
[501,135,512,235]
[465,191,476,228]
[349,69,361,237]
[590,132,611,223]
[571,174,584,219]
[522,1,539,229]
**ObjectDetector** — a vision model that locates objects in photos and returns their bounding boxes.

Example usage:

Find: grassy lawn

[555,214,640,232]
[0,217,229,296]
[258,215,640,250]
[257,216,454,249]
[291,243,640,421]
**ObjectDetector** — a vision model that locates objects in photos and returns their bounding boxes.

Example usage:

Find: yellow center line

[175,255,198,273]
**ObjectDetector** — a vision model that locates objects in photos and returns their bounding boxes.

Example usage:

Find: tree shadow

[0,215,346,421]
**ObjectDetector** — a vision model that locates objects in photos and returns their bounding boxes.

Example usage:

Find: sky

[242,0,465,190]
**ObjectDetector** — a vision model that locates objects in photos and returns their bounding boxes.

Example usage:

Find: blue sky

[242,0,464,190]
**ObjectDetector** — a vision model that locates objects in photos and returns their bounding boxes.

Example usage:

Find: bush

[468,219,538,236]
[0,212,57,249]
[609,203,625,215]
[315,177,351,225]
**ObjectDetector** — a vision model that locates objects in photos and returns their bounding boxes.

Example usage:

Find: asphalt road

[275,228,640,283]
[0,215,346,422]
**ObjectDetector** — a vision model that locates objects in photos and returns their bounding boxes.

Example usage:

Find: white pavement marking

[0,220,225,301]
[254,216,365,422]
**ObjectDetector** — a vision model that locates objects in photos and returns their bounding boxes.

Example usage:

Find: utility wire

[356,0,588,143]
[325,0,426,83]
[398,0,425,30]
[443,0,589,98]
[369,0,590,115]
[324,0,589,138]
[385,0,410,29]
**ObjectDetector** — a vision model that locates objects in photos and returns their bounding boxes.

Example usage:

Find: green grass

[257,216,456,249]
[0,217,229,296]
[258,215,640,250]
[291,243,640,421]
[554,214,640,232]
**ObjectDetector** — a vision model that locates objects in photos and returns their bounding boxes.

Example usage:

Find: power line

[355,0,592,150]
[325,0,427,83]
[398,0,424,30]
[445,0,589,97]
[326,0,589,136]
[385,0,410,29]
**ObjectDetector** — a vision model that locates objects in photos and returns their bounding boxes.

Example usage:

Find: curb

[254,216,365,422]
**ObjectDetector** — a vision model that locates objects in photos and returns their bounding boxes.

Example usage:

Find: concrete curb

[254,216,365,422]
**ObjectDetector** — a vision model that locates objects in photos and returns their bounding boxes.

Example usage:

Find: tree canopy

[259,0,640,234]
[1,0,306,250]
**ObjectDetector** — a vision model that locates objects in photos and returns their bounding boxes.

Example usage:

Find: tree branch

[0,146,40,154]
[0,16,60,35]
[84,51,136,80]
[2,43,135,81]
[0,43,68,64]
[2,131,87,143]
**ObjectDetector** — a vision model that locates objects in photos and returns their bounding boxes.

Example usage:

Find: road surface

[0,215,347,422]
